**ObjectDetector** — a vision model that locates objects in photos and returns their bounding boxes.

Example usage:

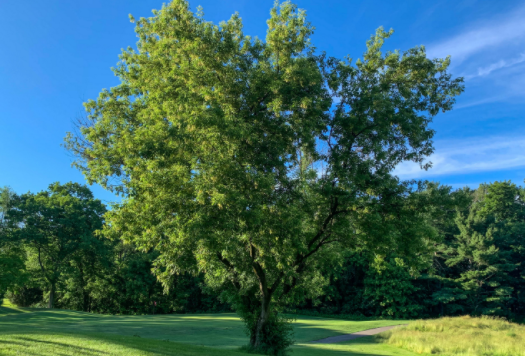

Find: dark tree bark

[48,282,55,309]
[254,293,272,347]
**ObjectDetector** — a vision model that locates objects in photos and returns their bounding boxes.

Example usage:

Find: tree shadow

[16,336,110,355]
[0,310,409,356]
[0,306,26,315]
[291,317,407,343]
[0,331,247,356]
[0,339,42,356]
[0,331,398,356]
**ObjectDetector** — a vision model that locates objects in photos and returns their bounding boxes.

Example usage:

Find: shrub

[7,286,43,307]
[240,313,295,356]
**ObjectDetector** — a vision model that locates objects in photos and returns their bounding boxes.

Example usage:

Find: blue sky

[1,0,524,203]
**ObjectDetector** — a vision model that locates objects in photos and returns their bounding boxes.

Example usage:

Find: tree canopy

[7,182,106,308]
[65,0,463,352]
[443,182,525,315]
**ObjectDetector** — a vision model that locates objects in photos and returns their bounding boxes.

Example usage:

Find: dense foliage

[295,181,525,321]
[0,183,227,314]
[6,183,106,308]
[3,181,522,322]
[0,187,27,302]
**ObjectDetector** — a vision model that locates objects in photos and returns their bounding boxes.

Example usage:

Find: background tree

[299,181,525,321]
[3,182,227,314]
[293,182,469,319]
[65,0,463,353]
[8,182,106,308]
[59,224,113,312]
[0,186,26,303]
[446,182,525,316]
[416,183,472,316]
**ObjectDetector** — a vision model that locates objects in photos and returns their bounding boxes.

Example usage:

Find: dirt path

[311,324,407,344]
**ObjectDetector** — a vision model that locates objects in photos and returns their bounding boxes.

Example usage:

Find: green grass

[0,332,253,356]
[376,316,525,356]
[0,300,417,355]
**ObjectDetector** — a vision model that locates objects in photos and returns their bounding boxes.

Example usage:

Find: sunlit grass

[2,299,14,307]
[0,332,253,356]
[376,316,525,356]
[0,302,417,355]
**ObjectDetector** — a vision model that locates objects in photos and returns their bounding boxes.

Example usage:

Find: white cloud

[395,136,525,179]
[469,53,525,78]
[424,4,525,108]
[427,7,525,63]
[453,96,504,110]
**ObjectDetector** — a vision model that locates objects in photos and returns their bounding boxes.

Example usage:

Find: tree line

[0,183,227,314]
[2,180,523,322]
[296,181,525,320]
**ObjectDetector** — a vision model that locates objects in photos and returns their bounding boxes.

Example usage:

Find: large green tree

[8,183,106,308]
[66,0,463,352]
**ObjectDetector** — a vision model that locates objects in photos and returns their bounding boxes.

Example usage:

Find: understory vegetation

[377,316,525,356]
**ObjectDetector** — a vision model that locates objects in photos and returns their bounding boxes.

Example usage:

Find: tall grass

[376,316,525,356]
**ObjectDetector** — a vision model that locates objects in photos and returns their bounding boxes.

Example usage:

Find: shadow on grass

[0,331,405,356]
[0,311,249,348]
[341,335,384,345]
[0,306,26,316]
[0,339,42,356]
[16,336,110,355]
[294,346,378,356]
[0,308,409,356]
[0,331,251,356]
[290,317,407,344]
[0,338,30,347]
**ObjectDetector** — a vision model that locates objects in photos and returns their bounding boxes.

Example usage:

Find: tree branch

[216,252,242,292]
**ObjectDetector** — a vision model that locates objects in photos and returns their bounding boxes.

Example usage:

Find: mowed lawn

[0,301,416,356]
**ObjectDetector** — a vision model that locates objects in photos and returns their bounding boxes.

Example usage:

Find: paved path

[311,324,408,344]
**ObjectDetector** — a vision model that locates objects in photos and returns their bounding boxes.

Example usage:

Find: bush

[362,257,422,319]
[7,286,43,307]
[240,313,295,356]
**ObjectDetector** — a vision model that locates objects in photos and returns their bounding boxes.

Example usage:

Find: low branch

[216,252,242,292]
[281,234,337,297]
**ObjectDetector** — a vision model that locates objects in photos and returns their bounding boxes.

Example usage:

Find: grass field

[377,316,525,356]
[0,300,416,356]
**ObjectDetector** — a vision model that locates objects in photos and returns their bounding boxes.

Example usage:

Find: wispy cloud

[395,136,525,179]
[468,53,525,78]
[425,4,525,108]
[427,7,525,63]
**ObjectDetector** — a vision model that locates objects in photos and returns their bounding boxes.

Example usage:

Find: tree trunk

[48,283,55,309]
[79,263,90,312]
[253,294,271,348]
[83,290,90,312]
